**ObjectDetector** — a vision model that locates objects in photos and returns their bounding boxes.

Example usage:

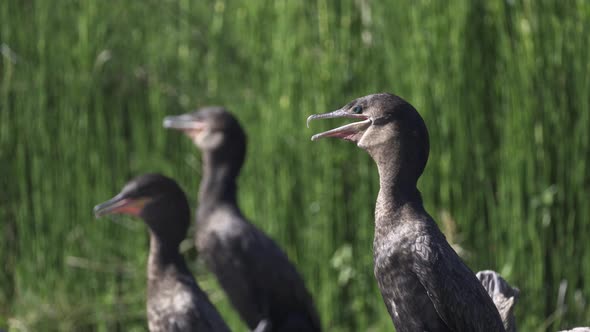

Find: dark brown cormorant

[476,270,519,332]
[94,174,230,332]
[307,93,505,331]
[164,107,321,332]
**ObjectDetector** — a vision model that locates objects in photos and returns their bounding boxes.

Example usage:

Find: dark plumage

[94,174,230,332]
[308,93,505,332]
[164,108,321,332]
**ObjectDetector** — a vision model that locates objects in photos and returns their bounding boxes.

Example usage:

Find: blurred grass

[1,0,589,331]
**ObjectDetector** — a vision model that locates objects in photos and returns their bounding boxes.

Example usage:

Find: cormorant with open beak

[307,93,505,332]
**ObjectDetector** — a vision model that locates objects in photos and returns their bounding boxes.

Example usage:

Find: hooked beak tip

[306,115,315,128]
[93,205,105,219]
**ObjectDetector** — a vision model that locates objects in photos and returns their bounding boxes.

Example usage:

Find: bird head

[307,93,429,178]
[94,174,190,244]
[163,106,245,152]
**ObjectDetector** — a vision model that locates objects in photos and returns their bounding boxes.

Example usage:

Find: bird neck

[199,152,239,207]
[147,232,183,281]
[373,144,423,229]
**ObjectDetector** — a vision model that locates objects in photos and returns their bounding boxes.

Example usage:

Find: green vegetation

[1,1,589,331]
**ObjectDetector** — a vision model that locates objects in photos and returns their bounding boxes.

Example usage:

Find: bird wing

[411,230,506,332]
[202,209,320,331]
[237,222,321,331]
[199,215,269,328]
[190,286,231,332]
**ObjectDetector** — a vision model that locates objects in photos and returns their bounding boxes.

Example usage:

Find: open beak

[307,109,371,141]
[94,193,149,218]
[163,114,207,132]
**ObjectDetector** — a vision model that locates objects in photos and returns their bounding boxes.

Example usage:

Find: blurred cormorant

[94,174,230,332]
[164,108,321,332]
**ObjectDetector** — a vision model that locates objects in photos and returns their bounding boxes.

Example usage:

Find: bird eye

[352,105,363,114]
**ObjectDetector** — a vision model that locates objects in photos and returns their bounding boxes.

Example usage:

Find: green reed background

[1,1,589,331]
